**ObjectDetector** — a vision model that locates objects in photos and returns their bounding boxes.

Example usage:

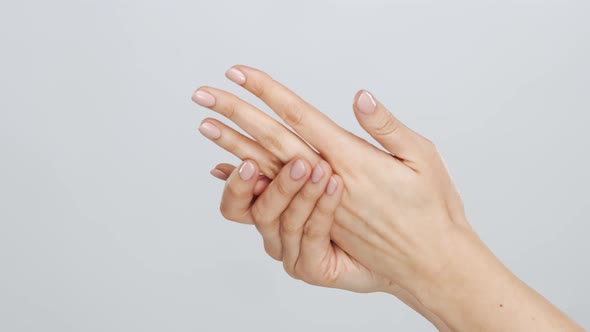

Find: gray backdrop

[1,0,588,331]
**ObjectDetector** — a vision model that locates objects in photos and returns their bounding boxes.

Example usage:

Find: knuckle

[280,218,302,236]
[421,137,439,158]
[422,136,435,149]
[263,241,282,261]
[225,180,242,198]
[250,202,267,226]
[282,260,298,279]
[222,98,238,119]
[294,263,316,285]
[315,200,334,218]
[274,177,291,197]
[278,211,287,224]
[250,79,267,98]
[264,158,283,179]
[256,133,283,153]
[219,201,235,221]
[253,212,277,234]
[373,112,401,137]
[298,186,319,202]
[279,211,303,236]
[284,103,305,127]
[293,262,304,279]
[278,213,290,232]
[302,222,323,240]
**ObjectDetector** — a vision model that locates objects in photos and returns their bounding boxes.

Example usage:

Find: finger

[210,168,229,180]
[353,90,434,167]
[251,158,312,261]
[211,163,270,196]
[193,87,320,165]
[219,160,260,224]
[199,118,283,178]
[253,176,270,196]
[299,175,343,266]
[225,65,355,163]
[279,160,333,277]
[212,163,236,178]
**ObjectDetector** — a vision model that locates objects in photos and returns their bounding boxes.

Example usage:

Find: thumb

[353,90,433,164]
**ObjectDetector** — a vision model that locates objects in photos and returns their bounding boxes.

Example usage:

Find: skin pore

[193,65,584,332]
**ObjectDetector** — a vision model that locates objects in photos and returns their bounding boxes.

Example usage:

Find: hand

[213,157,393,293]
[211,159,453,332]
[195,66,456,330]
[194,65,469,294]
[195,66,583,332]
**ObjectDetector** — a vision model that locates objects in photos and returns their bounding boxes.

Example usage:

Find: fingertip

[210,168,228,180]
[231,64,260,75]
[289,158,312,181]
[354,90,377,115]
[311,160,332,184]
[192,88,216,108]
[225,66,246,85]
[326,176,339,196]
[352,90,364,107]
[239,160,259,181]
[215,163,236,175]
[198,120,222,140]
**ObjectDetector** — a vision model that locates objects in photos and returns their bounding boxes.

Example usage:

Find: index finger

[225,65,356,164]
[194,87,320,165]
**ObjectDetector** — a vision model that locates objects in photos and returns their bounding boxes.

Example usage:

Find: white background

[1,1,589,330]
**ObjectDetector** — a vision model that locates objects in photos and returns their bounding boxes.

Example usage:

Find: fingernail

[326,176,338,195]
[193,90,216,107]
[239,161,256,181]
[225,67,246,85]
[311,164,325,183]
[356,90,376,114]
[210,168,228,180]
[199,122,221,140]
[290,159,307,180]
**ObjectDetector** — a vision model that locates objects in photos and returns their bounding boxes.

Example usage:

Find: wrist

[402,226,584,332]
[404,225,512,329]
[421,228,506,296]
[382,281,453,332]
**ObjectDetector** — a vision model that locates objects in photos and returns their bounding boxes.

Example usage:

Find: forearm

[408,227,584,332]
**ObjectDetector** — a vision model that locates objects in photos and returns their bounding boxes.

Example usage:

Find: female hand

[212,156,394,293]
[211,159,452,332]
[194,65,468,294]
[195,65,458,329]
[194,66,583,332]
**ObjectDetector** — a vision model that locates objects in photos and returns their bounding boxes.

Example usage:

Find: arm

[194,65,584,331]
[411,228,584,331]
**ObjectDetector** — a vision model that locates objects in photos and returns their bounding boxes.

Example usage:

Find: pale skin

[192,65,585,332]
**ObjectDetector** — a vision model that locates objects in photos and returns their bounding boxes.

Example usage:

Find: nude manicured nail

[225,67,246,85]
[356,90,377,114]
[193,90,216,107]
[210,168,228,180]
[311,164,325,183]
[199,122,221,140]
[239,161,256,181]
[326,176,338,195]
[290,160,307,180]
